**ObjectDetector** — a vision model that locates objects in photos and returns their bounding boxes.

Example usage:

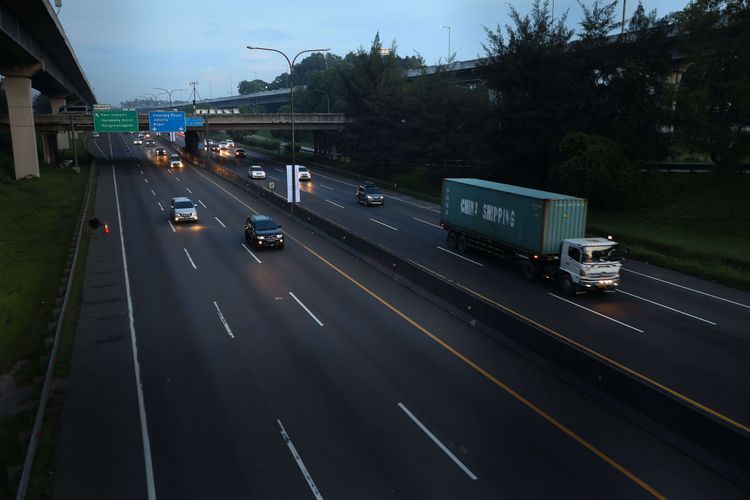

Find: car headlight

[366,195,373,200]
[258,236,265,240]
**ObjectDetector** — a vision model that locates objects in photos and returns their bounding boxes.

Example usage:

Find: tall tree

[480,0,575,186]
[674,0,750,172]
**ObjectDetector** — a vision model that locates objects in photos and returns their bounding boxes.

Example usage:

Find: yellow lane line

[286,233,666,500]
[455,283,750,435]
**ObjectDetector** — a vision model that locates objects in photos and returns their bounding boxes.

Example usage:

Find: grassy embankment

[588,173,750,291]
[0,139,91,498]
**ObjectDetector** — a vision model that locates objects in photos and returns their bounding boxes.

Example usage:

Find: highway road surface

[53,133,747,499]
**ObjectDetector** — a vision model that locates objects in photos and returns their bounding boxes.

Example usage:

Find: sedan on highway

[133,137,143,145]
[145,139,155,147]
[234,148,246,158]
[297,165,311,181]
[356,182,385,206]
[170,153,182,168]
[248,165,266,179]
[169,197,198,223]
[211,143,221,153]
[155,147,167,157]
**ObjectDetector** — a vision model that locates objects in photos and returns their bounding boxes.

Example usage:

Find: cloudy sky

[56,0,691,106]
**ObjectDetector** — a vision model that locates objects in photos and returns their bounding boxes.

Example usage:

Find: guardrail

[180,148,750,489]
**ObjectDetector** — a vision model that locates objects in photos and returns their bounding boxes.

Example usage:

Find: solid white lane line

[325,199,345,208]
[213,301,235,339]
[320,184,335,190]
[144,178,149,184]
[547,293,645,334]
[436,246,484,267]
[413,217,442,229]
[214,216,226,228]
[168,221,176,233]
[198,199,207,208]
[616,289,717,326]
[623,268,750,310]
[158,202,164,212]
[277,419,324,500]
[184,248,197,269]
[111,160,157,500]
[398,403,478,481]
[150,189,156,197]
[369,218,398,231]
[186,187,193,194]
[288,292,324,326]
[241,243,262,264]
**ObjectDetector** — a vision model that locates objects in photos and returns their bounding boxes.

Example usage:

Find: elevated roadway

[0,112,349,133]
[1,0,96,178]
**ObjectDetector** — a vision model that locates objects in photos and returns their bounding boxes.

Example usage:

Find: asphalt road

[51,132,748,499]
[203,144,750,432]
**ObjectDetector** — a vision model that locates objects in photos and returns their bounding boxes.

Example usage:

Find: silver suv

[169,197,198,223]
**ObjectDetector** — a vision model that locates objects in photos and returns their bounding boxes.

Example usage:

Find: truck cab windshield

[582,245,621,263]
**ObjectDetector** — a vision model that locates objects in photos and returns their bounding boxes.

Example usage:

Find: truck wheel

[558,273,576,296]
[447,232,458,249]
[457,235,467,253]
[521,261,538,281]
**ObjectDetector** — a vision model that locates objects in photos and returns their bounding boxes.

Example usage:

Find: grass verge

[25,164,96,499]
[588,172,750,291]
[0,162,91,499]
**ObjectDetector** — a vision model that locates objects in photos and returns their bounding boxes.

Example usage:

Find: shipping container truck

[440,178,622,295]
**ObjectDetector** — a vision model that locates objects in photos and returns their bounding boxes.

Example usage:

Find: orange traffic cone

[104,223,110,235]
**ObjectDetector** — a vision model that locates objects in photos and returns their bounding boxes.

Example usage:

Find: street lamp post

[246,45,330,210]
[312,89,330,114]
[153,87,185,109]
[440,25,451,61]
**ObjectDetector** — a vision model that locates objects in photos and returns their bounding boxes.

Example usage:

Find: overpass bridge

[0,112,349,133]
[1,0,97,178]
[141,88,293,113]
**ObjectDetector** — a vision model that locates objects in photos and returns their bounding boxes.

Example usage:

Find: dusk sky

[56,0,692,106]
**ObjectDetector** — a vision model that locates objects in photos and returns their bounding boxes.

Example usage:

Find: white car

[169,197,198,223]
[248,165,266,179]
[170,153,182,168]
[225,139,235,147]
[296,165,311,181]
[219,141,229,150]
[133,137,143,145]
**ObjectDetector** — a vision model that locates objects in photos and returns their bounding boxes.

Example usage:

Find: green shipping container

[440,179,587,255]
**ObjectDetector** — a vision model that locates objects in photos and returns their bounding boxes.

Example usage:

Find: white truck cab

[558,237,622,295]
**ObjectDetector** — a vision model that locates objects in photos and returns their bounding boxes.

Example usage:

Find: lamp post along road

[440,25,451,61]
[313,89,330,114]
[154,87,185,140]
[246,45,330,211]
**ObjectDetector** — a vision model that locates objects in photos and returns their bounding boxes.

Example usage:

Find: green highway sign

[93,110,138,132]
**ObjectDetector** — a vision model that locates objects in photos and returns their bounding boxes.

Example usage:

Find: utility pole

[189,81,198,113]
[621,0,627,35]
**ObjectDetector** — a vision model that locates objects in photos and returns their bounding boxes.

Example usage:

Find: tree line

[237,0,749,207]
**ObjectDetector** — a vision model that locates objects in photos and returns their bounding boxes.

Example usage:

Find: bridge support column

[3,67,42,178]
[185,130,201,154]
[49,97,69,150]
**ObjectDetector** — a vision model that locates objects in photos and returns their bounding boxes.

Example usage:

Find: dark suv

[356,182,384,206]
[244,214,284,249]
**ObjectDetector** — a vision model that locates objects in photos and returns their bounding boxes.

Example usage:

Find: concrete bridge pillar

[41,96,65,165]
[49,97,69,150]
[1,64,43,179]
[185,130,201,154]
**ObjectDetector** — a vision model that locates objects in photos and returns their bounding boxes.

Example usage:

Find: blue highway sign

[149,111,186,132]
[186,116,204,127]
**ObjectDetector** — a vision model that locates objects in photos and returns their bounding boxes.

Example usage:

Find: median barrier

[180,148,750,488]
